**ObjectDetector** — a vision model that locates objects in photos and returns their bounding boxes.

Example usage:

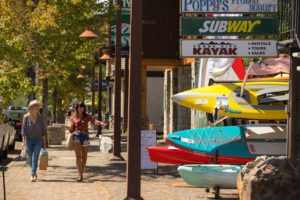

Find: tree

[0,0,112,121]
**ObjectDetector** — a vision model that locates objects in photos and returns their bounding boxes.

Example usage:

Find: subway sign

[181,17,278,36]
[181,39,278,58]
[181,0,278,13]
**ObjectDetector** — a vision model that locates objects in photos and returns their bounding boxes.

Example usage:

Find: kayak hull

[148,146,254,165]
[172,81,288,120]
[148,146,208,164]
[178,164,243,189]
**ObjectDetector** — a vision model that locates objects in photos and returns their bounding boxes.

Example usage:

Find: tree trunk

[57,97,65,123]
[52,86,57,123]
[27,64,36,102]
[42,78,49,124]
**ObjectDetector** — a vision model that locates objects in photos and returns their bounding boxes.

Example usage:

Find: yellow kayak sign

[181,17,278,36]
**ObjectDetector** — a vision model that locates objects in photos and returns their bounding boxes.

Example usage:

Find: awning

[249,54,290,76]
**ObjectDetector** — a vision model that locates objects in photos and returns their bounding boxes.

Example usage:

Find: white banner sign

[181,39,278,58]
[181,0,278,13]
[141,130,158,170]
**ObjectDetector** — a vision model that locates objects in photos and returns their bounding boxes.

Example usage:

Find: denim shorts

[73,132,90,146]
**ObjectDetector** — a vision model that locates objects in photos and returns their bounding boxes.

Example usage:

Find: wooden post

[124,57,129,132]
[91,64,95,115]
[141,65,147,129]
[125,0,142,198]
[287,0,300,159]
[97,63,102,136]
[112,0,122,159]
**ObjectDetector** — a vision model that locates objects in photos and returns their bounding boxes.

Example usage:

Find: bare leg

[73,142,83,176]
[81,146,89,175]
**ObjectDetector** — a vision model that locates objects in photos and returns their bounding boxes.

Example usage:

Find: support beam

[97,63,102,136]
[141,65,147,129]
[123,57,129,132]
[288,50,300,159]
[91,64,95,115]
[163,69,171,138]
[111,0,122,159]
[288,0,300,159]
[125,0,142,198]
[141,58,181,67]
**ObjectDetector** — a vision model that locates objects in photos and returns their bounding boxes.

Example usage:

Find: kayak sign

[181,17,278,36]
[181,40,278,58]
[181,0,278,13]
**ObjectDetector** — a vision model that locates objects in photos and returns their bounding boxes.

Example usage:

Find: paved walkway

[1,135,238,200]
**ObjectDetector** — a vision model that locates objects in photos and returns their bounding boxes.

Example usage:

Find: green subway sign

[181,17,278,36]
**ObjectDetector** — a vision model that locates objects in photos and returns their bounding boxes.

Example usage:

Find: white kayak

[177,164,243,189]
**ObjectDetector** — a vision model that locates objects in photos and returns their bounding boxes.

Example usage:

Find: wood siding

[143,0,179,59]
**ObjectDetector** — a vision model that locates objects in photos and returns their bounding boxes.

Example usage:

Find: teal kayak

[178,164,243,189]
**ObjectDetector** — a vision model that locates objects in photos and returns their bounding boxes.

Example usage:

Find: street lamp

[79,29,98,39]
[97,48,112,136]
[79,29,111,136]
[79,29,98,115]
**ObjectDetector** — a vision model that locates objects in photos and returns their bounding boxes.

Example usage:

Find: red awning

[249,54,290,76]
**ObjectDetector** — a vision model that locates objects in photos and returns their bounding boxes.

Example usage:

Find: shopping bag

[39,149,48,170]
[20,147,28,161]
[66,133,74,150]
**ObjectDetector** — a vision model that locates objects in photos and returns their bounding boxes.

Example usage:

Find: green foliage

[0,0,112,111]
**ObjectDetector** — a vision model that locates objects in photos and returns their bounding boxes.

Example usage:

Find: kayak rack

[205,186,221,199]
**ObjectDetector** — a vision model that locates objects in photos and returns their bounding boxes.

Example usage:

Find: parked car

[3,106,27,149]
[0,123,16,162]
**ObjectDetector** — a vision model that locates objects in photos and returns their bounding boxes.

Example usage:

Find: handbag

[66,133,74,150]
[39,149,48,170]
[66,116,84,150]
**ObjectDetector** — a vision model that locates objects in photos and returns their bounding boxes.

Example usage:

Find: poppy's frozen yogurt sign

[181,40,278,58]
[181,0,278,13]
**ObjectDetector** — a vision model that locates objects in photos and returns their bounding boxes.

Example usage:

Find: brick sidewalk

[2,135,238,200]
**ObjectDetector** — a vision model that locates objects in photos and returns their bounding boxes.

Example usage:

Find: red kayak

[148,146,254,165]
[148,146,209,164]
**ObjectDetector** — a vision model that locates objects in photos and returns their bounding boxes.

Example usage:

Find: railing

[279,0,293,41]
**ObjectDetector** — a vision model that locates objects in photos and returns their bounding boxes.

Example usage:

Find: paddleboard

[166,126,286,161]
[172,81,288,120]
[178,164,243,189]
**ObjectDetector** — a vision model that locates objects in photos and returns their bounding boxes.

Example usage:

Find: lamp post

[79,29,98,115]
[98,49,112,136]
[76,73,85,101]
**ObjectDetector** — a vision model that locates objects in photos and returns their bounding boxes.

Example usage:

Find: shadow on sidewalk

[38,179,80,183]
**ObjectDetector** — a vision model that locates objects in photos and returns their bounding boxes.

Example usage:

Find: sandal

[77,174,83,182]
[31,176,36,182]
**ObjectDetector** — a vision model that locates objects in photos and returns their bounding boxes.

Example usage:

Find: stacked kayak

[178,164,243,189]
[151,79,289,191]
[148,146,253,165]
[172,81,288,120]
[166,126,286,162]
[148,146,209,164]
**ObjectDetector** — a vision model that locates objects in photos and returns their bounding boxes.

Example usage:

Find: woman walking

[22,100,47,182]
[69,102,105,181]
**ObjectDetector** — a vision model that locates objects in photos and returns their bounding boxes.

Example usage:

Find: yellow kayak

[172,81,288,120]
